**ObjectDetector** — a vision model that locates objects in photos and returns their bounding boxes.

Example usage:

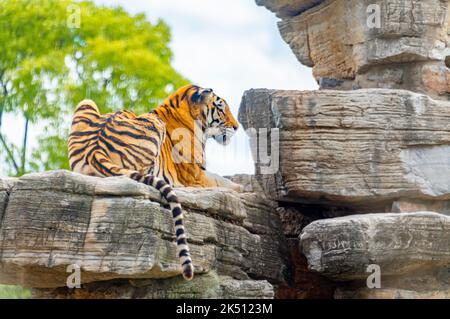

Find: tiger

[68,84,241,281]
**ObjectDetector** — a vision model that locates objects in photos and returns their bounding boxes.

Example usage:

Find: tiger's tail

[130,172,194,281]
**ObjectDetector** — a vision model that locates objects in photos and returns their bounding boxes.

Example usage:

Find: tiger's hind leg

[88,150,194,280]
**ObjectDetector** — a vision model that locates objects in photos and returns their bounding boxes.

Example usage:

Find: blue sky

[2,0,317,176]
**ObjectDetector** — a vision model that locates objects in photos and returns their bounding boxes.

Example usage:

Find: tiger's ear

[191,88,214,105]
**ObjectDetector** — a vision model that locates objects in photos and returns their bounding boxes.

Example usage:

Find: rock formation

[0,171,287,298]
[240,88,450,211]
[238,0,450,298]
[301,212,450,298]
[257,0,450,99]
[1,0,450,299]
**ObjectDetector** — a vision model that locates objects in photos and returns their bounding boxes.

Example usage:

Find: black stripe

[143,175,153,185]
[76,104,97,111]
[91,154,115,176]
[177,238,187,245]
[175,219,183,226]
[161,186,172,198]
[79,111,100,118]
[70,130,98,137]
[100,137,147,168]
[72,117,104,127]
[98,136,141,170]
[130,172,141,180]
[182,260,191,266]
[165,105,173,116]
[167,194,179,203]
[179,249,189,258]
[117,120,150,135]
[136,117,152,123]
[84,145,99,164]
[176,228,184,237]
[181,90,189,101]
[172,207,182,218]
[105,130,156,158]
[162,169,174,186]
[106,124,159,144]
[69,135,98,146]
[100,130,155,160]
[155,180,166,190]
[98,134,132,164]
[68,146,87,158]
[70,157,83,170]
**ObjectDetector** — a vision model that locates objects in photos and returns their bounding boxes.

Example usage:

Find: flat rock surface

[262,0,450,97]
[240,88,450,206]
[300,212,450,280]
[0,170,287,289]
[32,272,274,299]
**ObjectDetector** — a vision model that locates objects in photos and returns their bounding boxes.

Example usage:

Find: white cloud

[1,0,317,177]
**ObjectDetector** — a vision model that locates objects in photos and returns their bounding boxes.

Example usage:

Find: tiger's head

[176,85,239,145]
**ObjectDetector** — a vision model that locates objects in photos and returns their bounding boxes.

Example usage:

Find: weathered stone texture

[299,212,450,298]
[240,88,450,209]
[300,212,450,280]
[251,0,450,300]
[262,0,450,98]
[0,171,287,298]
[32,272,274,299]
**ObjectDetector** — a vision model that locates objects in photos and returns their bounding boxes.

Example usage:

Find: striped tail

[131,172,194,281]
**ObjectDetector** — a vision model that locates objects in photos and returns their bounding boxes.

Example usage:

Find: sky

[2,0,317,176]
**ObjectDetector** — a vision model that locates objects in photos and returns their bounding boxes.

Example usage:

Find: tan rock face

[239,88,450,208]
[32,272,275,299]
[253,0,450,300]
[300,212,450,298]
[300,212,450,279]
[264,0,450,98]
[0,171,287,295]
[422,63,450,95]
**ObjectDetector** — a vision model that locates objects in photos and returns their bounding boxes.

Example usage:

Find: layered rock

[1,0,449,300]
[240,88,450,212]
[0,171,287,298]
[32,273,274,299]
[300,212,450,298]
[247,0,450,300]
[257,0,450,99]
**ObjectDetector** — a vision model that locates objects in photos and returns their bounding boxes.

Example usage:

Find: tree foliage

[0,0,187,176]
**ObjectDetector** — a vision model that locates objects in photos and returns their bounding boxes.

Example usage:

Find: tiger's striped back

[68,99,194,281]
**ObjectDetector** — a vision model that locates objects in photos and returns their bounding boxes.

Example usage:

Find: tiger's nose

[232,125,238,131]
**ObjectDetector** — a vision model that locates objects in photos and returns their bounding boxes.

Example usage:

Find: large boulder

[300,212,450,279]
[239,88,450,211]
[32,272,275,299]
[300,212,450,298]
[0,171,288,298]
[259,0,450,98]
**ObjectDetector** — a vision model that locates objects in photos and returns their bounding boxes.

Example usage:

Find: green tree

[0,0,187,176]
